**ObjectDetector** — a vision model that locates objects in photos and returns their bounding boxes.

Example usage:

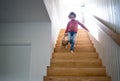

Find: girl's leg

[68,32,73,45]
[70,32,77,51]
[68,32,71,42]
[65,32,71,48]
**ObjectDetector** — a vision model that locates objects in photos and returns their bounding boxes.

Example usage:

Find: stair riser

[56,41,92,45]
[55,47,95,49]
[56,43,92,46]
[52,55,98,59]
[53,53,98,57]
[56,42,93,46]
[54,48,96,52]
[50,62,102,67]
[57,39,92,42]
[55,45,93,49]
[55,46,94,50]
[47,68,106,76]
[44,77,111,81]
[52,57,98,60]
[50,59,102,67]
[57,37,90,40]
[53,55,98,58]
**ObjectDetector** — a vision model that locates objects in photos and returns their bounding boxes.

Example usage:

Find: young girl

[65,12,89,53]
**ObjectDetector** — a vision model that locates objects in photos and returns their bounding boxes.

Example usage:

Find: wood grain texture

[44,29,111,81]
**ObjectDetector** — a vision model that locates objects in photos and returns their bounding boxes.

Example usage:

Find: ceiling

[0,0,50,22]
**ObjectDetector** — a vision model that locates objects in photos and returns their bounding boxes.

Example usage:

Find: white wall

[0,0,52,81]
[85,14,120,81]
[44,0,61,49]
[59,0,85,28]
[85,0,120,34]
[0,45,31,81]
[89,34,120,81]
[0,22,51,81]
[84,0,120,81]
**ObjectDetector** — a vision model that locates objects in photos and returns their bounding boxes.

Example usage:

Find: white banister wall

[85,0,120,34]
[84,0,120,81]
[44,0,61,50]
[85,14,120,81]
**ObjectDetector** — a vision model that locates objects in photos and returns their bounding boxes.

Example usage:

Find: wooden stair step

[54,47,95,50]
[52,57,98,60]
[55,44,93,48]
[57,36,90,40]
[55,44,93,47]
[55,46,95,50]
[56,40,92,44]
[44,76,111,81]
[53,52,98,56]
[56,41,93,45]
[51,57,99,60]
[50,59,103,68]
[57,38,91,41]
[53,52,98,57]
[53,51,97,54]
[52,53,98,59]
[47,67,106,76]
[54,48,96,52]
[56,42,92,45]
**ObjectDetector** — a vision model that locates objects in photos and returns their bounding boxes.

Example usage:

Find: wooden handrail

[92,16,120,46]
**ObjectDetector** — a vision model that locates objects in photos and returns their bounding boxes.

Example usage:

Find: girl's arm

[64,22,70,36]
[65,22,70,33]
[78,21,89,31]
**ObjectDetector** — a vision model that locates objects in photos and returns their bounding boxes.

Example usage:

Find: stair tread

[53,52,97,55]
[51,59,101,62]
[48,66,105,70]
[53,52,97,54]
[52,57,98,59]
[44,76,111,81]
[54,48,96,50]
[51,59,102,66]
[47,67,106,76]
[45,76,110,78]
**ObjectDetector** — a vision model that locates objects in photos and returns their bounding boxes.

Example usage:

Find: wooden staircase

[44,29,111,81]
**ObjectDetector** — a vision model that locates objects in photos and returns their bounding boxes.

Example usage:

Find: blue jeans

[68,32,77,51]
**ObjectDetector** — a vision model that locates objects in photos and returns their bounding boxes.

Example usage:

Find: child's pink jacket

[65,19,86,33]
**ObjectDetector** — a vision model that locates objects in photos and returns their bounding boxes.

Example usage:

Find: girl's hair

[68,12,76,18]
